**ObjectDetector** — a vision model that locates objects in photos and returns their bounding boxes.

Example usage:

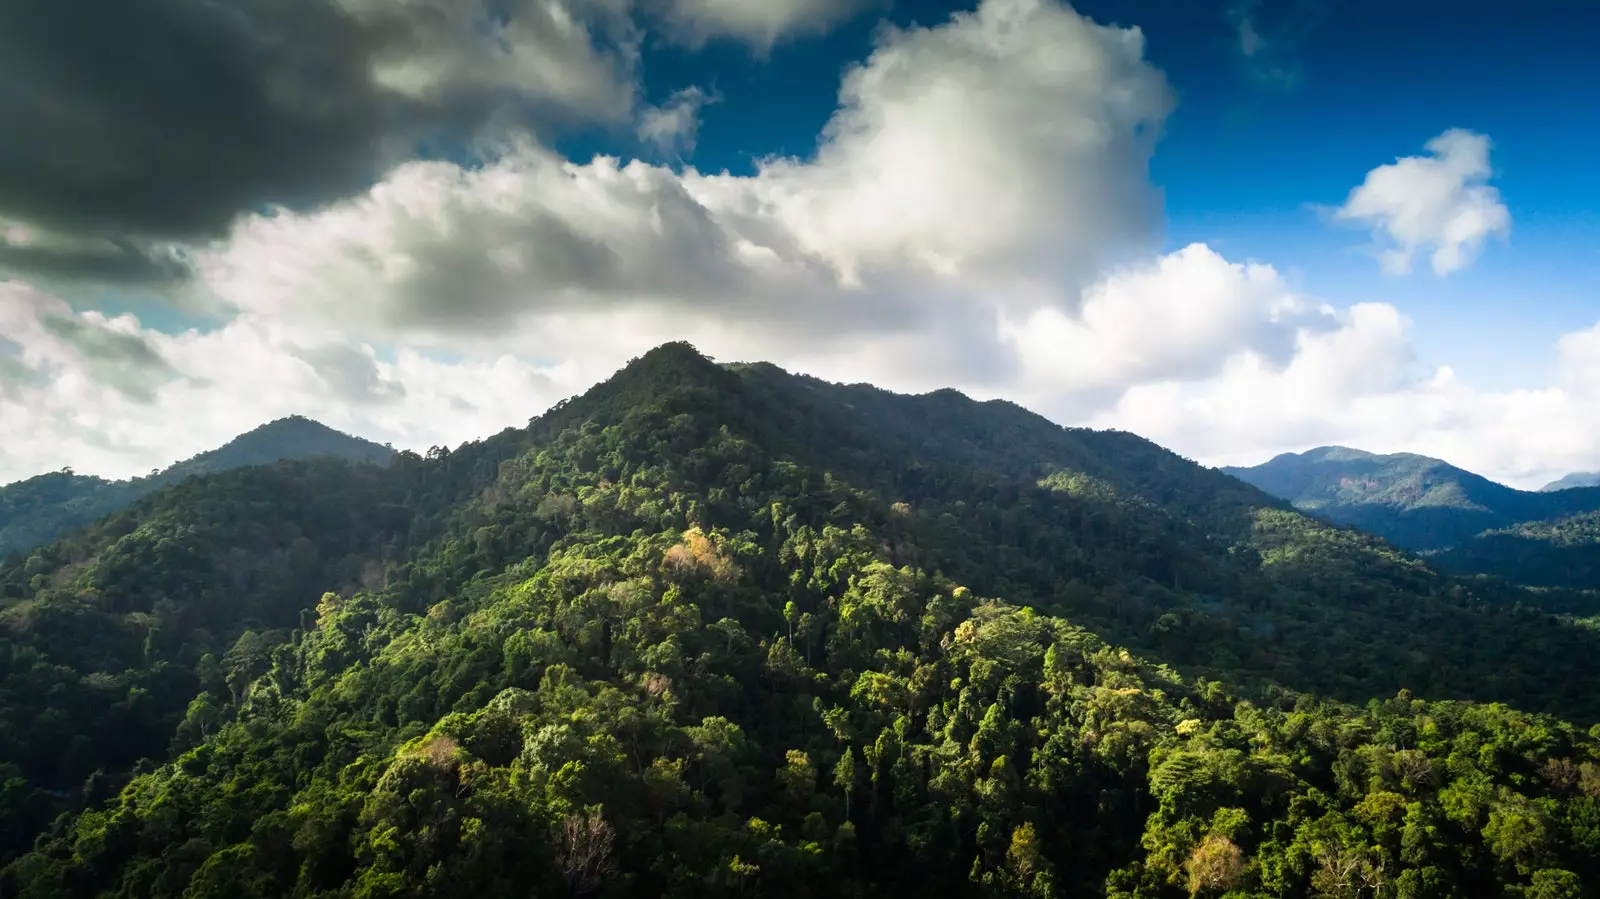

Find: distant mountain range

[1222,446,1600,588]
[0,416,393,559]
[1542,471,1600,492]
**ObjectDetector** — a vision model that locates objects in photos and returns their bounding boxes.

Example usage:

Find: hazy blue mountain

[1542,471,1600,492]
[0,416,393,559]
[1221,445,1600,551]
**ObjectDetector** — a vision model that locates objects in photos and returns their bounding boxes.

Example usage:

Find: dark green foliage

[0,459,413,860]
[1432,512,1600,590]
[3,343,1600,897]
[0,416,394,559]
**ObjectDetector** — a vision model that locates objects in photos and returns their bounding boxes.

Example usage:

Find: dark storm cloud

[0,238,193,287]
[0,0,636,283]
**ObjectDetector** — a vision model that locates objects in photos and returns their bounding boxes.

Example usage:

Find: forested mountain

[1429,511,1600,590]
[5,344,1600,897]
[0,417,394,560]
[1221,446,1600,552]
[1543,472,1600,492]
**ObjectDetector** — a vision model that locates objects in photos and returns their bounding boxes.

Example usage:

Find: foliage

[1432,512,1600,591]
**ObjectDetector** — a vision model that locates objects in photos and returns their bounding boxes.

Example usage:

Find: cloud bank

[0,0,1594,494]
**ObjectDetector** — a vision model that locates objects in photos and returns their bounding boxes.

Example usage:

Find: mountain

[0,416,394,560]
[1221,445,1600,552]
[5,344,1600,897]
[1544,471,1600,492]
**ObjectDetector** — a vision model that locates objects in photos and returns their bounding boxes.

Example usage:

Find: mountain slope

[1432,510,1600,589]
[4,344,1600,896]
[1222,445,1600,551]
[1544,471,1600,492]
[0,416,394,559]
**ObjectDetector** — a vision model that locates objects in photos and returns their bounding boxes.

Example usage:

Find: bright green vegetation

[0,416,394,560]
[4,344,1600,897]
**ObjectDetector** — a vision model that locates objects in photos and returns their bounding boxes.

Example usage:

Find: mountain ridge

[1544,471,1600,492]
[1222,444,1600,552]
[0,416,394,559]
[5,344,1600,895]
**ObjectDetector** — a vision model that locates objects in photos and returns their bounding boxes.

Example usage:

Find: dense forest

[1430,512,1600,590]
[4,343,1600,897]
[0,417,393,559]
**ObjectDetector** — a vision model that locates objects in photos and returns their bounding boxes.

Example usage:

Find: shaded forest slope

[0,416,394,559]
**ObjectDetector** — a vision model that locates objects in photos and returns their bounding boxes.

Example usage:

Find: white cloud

[1083,289,1600,491]
[2,0,1591,498]
[194,143,765,342]
[650,0,883,51]
[195,0,1174,370]
[637,87,716,157]
[0,280,577,482]
[1335,128,1511,276]
[1000,244,1332,399]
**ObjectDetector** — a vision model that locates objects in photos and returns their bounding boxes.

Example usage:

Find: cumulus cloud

[649,0,884,51]
[195,144,770,340]
[195,0,1175,378]
[0,280,573,482]
[0,284,188,404]
[0,0,1587,497]
[0,0,638,284]
[1335,129,1511,276]
[1000,244,1334,405]
[1085,293,1600,491]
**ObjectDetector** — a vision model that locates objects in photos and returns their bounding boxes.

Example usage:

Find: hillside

[1222,445,1600,552]
[4,344,1600,897]
[0,416,394,559]
[1431,510,1600,590]
[1544,472,1600,492]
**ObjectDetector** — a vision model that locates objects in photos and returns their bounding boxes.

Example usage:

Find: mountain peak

[1222,443,1600,551]
[1299,445,1378,463]
[538,341,747,432]
[179,416,391,473]
[1,416,393,558]
[616,341,734,390]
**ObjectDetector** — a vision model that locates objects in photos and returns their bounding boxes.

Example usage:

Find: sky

[1,0,1597,490]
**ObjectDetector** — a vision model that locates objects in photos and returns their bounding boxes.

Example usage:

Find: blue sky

[601,0,1598,389]
[2,0,1598,488]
